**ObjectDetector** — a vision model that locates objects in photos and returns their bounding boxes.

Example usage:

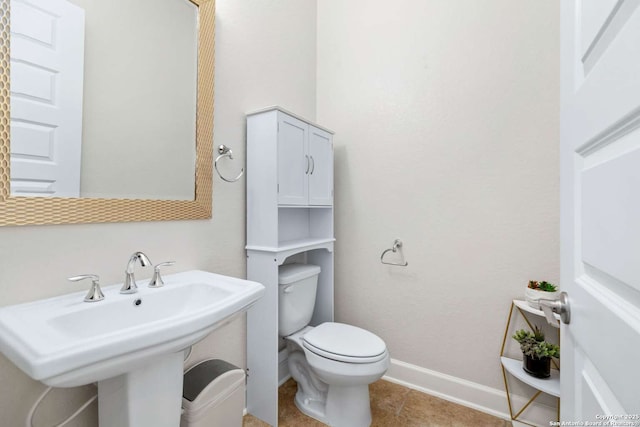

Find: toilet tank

[278,263,321,336]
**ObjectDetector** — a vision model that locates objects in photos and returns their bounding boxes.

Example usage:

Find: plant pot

[522,355,551,378]
[525,288,560,309]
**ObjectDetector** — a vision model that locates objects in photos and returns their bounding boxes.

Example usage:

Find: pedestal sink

[0,270,265,427]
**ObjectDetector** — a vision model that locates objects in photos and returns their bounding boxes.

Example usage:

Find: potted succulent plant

[525,280,559,309]
[512,326,560,378]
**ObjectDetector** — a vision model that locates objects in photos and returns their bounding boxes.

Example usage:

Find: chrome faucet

[69,274,105,302]
[148,261,175,288]
[121,251,152,294]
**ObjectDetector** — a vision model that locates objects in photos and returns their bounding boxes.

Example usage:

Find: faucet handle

[148,262,175,288]
[69,274,105,303]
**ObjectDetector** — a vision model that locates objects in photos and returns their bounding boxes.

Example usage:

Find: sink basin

[0,270,264,387]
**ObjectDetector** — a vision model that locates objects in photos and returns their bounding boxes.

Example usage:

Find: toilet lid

[302,323,387,364]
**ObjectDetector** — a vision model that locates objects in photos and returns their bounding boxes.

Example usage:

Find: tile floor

[243,378,511,426]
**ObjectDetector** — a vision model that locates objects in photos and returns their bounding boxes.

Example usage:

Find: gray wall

[317,0,560,391]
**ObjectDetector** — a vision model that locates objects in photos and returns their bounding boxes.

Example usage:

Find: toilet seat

[302,322,387,364]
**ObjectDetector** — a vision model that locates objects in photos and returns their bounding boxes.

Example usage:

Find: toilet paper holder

[380,239,408,267]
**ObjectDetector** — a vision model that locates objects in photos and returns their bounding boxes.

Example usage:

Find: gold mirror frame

[0,0,214,226]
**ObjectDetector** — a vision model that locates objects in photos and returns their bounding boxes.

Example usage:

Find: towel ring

[380,239,408,266]
[215,145,244,183]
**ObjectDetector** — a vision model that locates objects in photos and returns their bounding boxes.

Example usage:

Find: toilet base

[326,384,372,427]
[294,382,372,427]
[294,388,327,423]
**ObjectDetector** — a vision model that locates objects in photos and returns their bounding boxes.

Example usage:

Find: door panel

[569,274,640,411]
[10,0,84,197]
[579,0,639,74]
[561,0,640,419]
[277,114,308,205]
[11,61,56,102]
[582,143,640,290]
[576,351,625,418]
[307,127,333,206]
[580,0,618,58]
[566,2,640,145]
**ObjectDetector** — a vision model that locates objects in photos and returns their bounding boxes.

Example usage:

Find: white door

[10,0,84,197]
[308,126,333,206]
[560,0,640,420]
[277,113,308,206]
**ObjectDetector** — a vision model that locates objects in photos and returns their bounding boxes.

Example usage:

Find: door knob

[539,292,571,325]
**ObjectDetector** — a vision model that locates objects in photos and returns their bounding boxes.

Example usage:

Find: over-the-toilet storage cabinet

[246,107,335,426]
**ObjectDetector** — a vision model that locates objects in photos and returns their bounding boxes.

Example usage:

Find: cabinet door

[277,114,309,205]
[308,127,333,206]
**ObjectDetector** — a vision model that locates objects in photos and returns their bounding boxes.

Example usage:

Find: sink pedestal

[98,351,185,427]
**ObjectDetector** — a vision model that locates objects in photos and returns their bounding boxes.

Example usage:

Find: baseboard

[383,358,557,427]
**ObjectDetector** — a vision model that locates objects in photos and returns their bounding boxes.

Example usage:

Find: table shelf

[500,357,560,397]
[500,300,560,425]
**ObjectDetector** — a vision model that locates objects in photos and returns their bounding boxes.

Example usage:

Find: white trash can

[180,359,246,427]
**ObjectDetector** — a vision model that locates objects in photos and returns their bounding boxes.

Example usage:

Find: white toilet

[279,263,390,427]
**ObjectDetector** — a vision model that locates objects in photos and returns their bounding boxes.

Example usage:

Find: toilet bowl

[279,264,390,427]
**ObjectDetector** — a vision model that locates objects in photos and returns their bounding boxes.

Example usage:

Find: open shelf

[246,237,335,253]
[501,357,560,397]
[277,237,335,251]
[277,207,332,245]
[278,205,333,209]
[246,238,335,263]
[500,299,561,425]
[513,300,560,327]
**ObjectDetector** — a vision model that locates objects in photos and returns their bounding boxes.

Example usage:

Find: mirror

[11,0,198,200]
[0,0,215,225]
